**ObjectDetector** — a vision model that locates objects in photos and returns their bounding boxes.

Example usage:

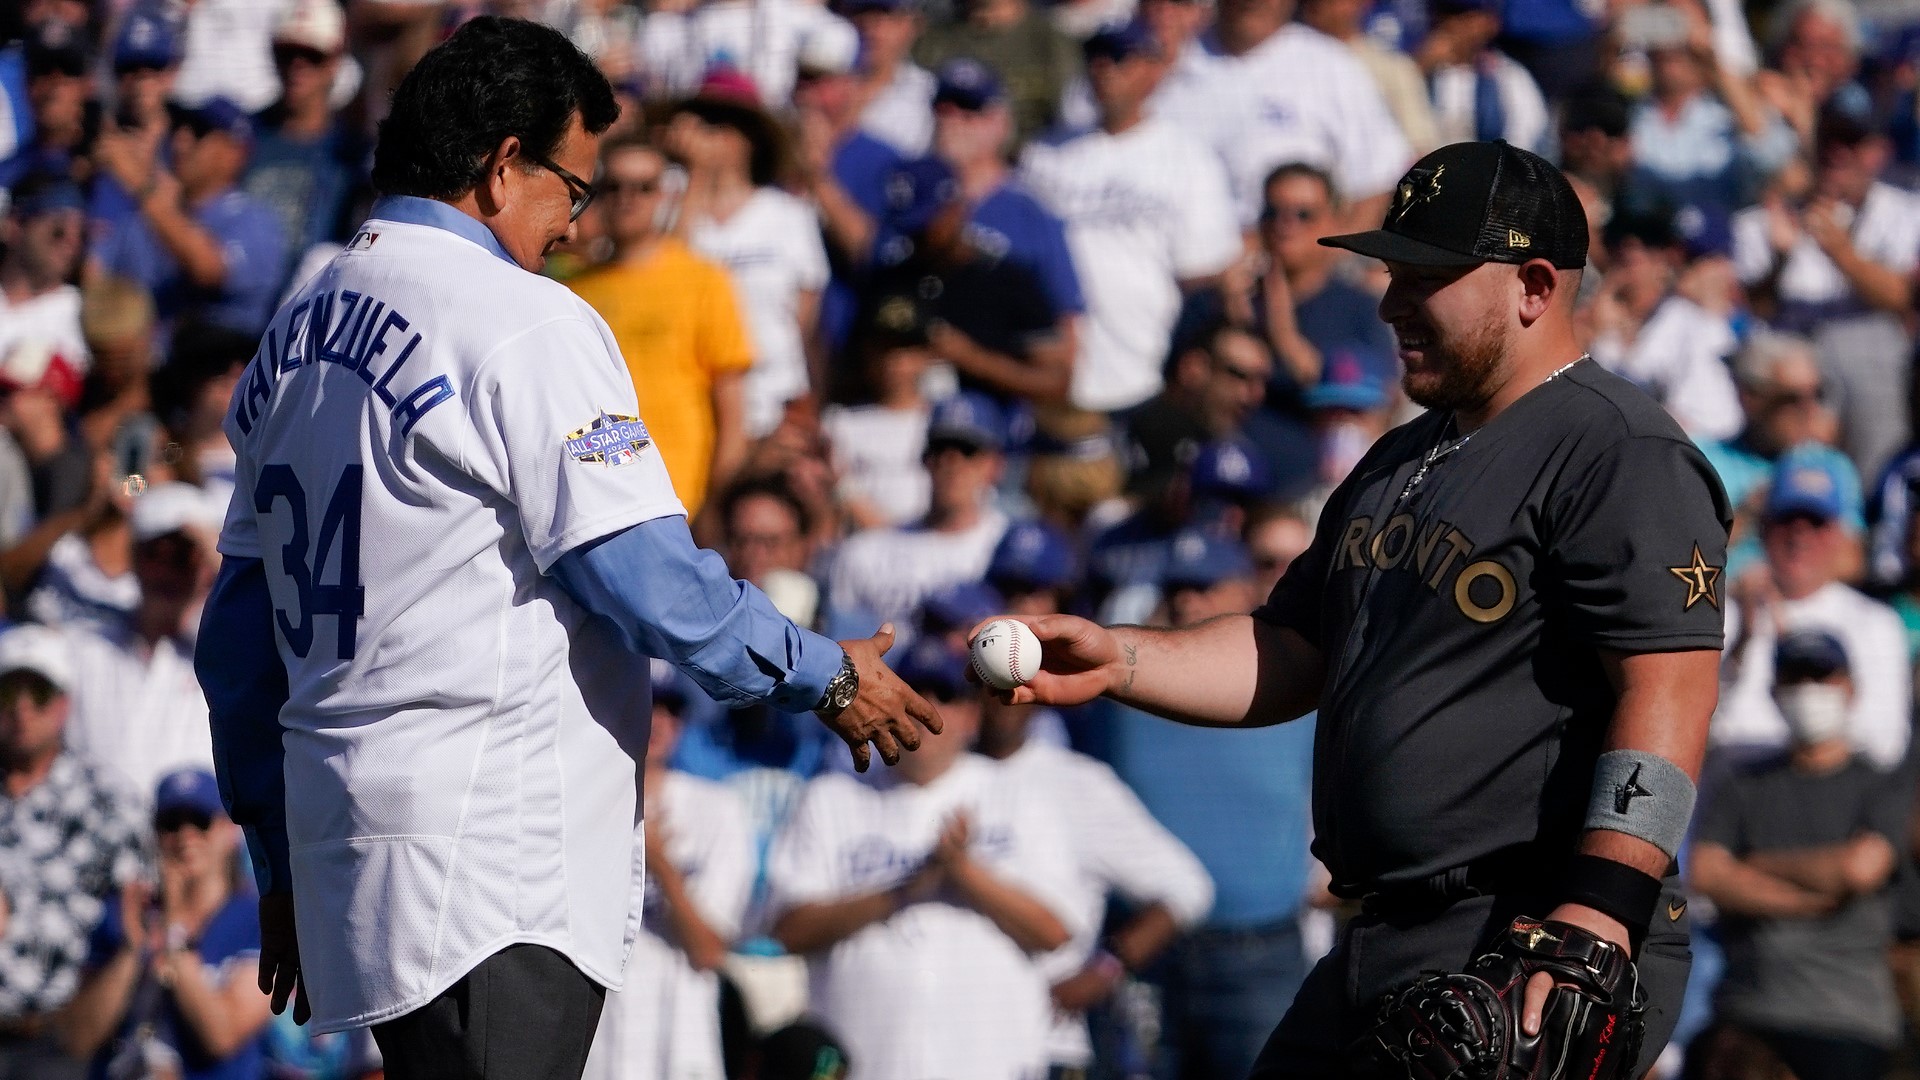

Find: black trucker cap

[1319,140,1588,270]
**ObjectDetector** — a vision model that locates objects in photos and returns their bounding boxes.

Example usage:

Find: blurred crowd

[13,0,1920,1076]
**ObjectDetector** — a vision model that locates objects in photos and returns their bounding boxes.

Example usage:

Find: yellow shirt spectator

[571,239,754,513]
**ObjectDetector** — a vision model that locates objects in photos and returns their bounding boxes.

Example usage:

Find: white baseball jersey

[765,755,1083,1080]
[1151,25,1411,224]
[1000,742,1213,1067]
[824,509,1007,634]
[63,626,215,802]
[1732,181,1920,304]
[584,771,754,1080]
[217,199,686,1032]
[1018,120,1241,413]
[688,189,830,438]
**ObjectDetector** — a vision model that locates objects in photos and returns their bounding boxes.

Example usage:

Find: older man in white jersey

[192,18,940,1080]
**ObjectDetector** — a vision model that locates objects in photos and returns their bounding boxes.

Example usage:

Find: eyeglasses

[154,807,214,833]
[1765,385,1824,409]
[1261,205,1322,225]
[527,152,597,222]
[272,44,332,68]
[603,177,663,199]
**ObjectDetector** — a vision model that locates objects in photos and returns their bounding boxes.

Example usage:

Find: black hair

[1261,161,1340,212]
[371,16,619,200]
[717,475,813,540]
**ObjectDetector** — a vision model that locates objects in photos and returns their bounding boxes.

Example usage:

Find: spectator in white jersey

[821,292,935,529]
[825,392,1011,640]
[845,0,936,157]
[974,659,1213,1078]
[583,664,753,1080]
[1716,454,1911,770]
[64,482,221,799]
[767,637,1078,1080]
[1017,21,1241,417]
[669,69,831,438]
[1415,0,1550,152]
[1146,0,1410,226]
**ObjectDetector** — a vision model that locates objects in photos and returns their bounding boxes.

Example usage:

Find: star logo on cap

[1668,543,1721,611]
[1389,165,1445,224]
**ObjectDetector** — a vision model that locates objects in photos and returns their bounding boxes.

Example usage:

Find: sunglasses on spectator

[272,44,333,67]
[1213,357,1267,384]
[154,808,214,833]
[923,439,988,460]
[603,176,664,198]
[1765,385,1823,409]
[527,152,596,222]
[1261,205,1323,224]
[115,60,172,76]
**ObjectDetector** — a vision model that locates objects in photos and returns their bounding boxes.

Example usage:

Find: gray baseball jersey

[1256,360,1731,896]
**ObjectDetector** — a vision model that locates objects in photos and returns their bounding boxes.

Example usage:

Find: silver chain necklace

[1397,355,1589,501]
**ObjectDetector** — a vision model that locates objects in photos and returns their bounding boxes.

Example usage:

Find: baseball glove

[1358,917,1646,1080]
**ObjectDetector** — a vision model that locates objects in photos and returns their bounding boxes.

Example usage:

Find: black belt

[1355,845,1556,920]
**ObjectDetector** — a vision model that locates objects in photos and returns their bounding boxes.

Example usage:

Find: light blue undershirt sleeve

[550,515,843,714]
[193,556,293,896]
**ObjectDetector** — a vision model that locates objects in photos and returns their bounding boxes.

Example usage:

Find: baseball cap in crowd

[114,5,182,71]
[926,392,1008,454]
[1673,203,1732,261]
[132,483,219,543]
[26,22,91,78]
[8,173,85,220]
[1815,91,1879,150]
[1164,529,1255,590]
[858,291,933,348]
[1561,83,1632,139]
[883,156,962,236]
[760,1021,851,1080]
[174,98,255,143]
[273,0,347,55]
[796,17,861,78]
[921,581,1003,633]
[933,58,1006,110]
[893,636,970,700]
[154,767,224,822]
[1320,141,1588,270]
[1774,629,1850,681]
[836,0,916,14]
[1189,439,1272,503]
[1083,19,1162,64]
[0,624,72,694]
[1765,456,1846,524]
[1305,347,1392,412]
[988,519,1077,592]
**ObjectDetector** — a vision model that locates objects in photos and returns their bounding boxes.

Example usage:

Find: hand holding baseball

[968,614,1120,707]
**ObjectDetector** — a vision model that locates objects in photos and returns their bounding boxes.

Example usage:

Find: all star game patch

[564,413,652,467]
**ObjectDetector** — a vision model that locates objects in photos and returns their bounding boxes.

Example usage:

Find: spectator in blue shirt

[793,17,907,350]
[59,768,272,1080]
[244,0,369,293]
[0,23,93,192]
[87,4,184,243]
[1095,529,1315,1080]
[91,98,287,341]
[927,58,1084,328]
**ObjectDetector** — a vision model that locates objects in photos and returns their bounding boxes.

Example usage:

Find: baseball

[969,618,1042,691]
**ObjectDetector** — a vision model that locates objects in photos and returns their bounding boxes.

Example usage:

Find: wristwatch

[814,652,859,717]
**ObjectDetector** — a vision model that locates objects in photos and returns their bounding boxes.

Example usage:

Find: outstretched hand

[823,625,944,772]
[966,614,1119,707]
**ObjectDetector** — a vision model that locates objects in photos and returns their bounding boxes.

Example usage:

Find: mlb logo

[606,445,638,467]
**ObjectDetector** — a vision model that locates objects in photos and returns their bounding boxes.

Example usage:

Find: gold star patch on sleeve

[1668,543,1722,611]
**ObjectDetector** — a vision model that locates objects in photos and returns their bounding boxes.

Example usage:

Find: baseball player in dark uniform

[980,140,1730,1078]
